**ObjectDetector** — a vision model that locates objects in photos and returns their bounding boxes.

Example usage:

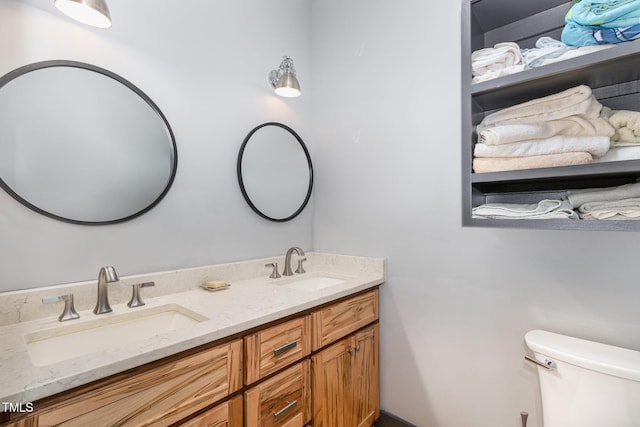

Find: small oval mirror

[0,61,177,225]
[237,122,313,222]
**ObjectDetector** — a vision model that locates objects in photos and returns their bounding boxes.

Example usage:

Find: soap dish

[200,283,231,292]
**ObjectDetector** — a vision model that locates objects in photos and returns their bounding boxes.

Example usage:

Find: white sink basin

[275,274,349,292]
[24,304,208,367]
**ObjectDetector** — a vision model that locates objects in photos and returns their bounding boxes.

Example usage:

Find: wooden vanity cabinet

[311,324,379,427]
[1,288,380,427]
[243,288,379,427]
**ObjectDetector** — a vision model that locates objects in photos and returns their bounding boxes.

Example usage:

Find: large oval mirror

[0,60,177,225]
[237,122,313,222]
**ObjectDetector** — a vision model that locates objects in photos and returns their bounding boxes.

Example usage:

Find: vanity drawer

[178,395,243,427]
[36,339,243,427]
[244,315,311,384]
[245,360,311,427]
[311,289,378,351]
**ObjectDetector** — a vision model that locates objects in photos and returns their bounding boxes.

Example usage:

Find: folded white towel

[472,199,577,219]
[578,198,640,219]
[478,116,614,145]
[566,182,640,208]
[477,85,601,132]
[473,152,592,173]
[474,136,610,158]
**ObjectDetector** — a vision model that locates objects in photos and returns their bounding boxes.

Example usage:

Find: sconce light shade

[54,0,112,28]
[268,56,301,98]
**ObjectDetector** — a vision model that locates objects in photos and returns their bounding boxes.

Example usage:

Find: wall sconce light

[54,0,112,28]
[268,56,301,98]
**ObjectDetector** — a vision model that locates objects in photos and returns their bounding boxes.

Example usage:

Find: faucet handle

[43,294,80,322]
[295,258,307,274]
[265,263,281,279]
[128,282,155,308]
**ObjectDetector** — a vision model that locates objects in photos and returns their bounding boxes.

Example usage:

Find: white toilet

[525,329,640,427]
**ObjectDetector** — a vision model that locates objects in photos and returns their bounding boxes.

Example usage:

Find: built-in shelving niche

[462,0,640,231]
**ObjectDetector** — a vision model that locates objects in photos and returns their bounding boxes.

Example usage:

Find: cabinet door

[178,395,242,427]
[312,325,380,427]
[351,324,379,427]
[37,339,243,427]
[311,337,352,427]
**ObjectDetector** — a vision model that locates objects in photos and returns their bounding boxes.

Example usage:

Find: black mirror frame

[237,122,313,222]
[0,60,178,225]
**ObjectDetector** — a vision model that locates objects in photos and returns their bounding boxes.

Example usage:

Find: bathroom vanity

[0,253,383,427]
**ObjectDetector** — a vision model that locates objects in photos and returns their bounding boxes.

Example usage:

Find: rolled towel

[472,42,526,83]
[472,199,578,220]
[477,85,602,132]
[606,109,640,144]
[566,182,640,207]
[474,135,610,158]
[478,116,614,145]
[522,37,569,68]
[472,152,592,173]
[578,198,640,219]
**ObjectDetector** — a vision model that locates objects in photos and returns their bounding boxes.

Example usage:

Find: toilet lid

[525,329,640,381]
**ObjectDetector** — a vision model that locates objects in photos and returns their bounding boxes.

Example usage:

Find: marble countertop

[0,252,384,404]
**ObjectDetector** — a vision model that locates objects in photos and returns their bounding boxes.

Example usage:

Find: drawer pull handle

[274,400,297,420]
[273,341,297,357]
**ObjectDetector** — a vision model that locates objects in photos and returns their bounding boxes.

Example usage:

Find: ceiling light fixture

[54,0,112,28]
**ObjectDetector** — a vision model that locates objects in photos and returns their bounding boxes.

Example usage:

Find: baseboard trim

[375,410,417,427]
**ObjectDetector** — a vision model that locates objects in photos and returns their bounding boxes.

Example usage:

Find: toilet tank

[525,329,640,427]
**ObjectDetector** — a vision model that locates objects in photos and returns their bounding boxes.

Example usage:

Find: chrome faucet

[93,266,119,315]
[283,247,305,276]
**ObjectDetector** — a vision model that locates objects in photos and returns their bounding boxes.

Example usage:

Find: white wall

[310,1,640,426]
[0,0,313,291]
